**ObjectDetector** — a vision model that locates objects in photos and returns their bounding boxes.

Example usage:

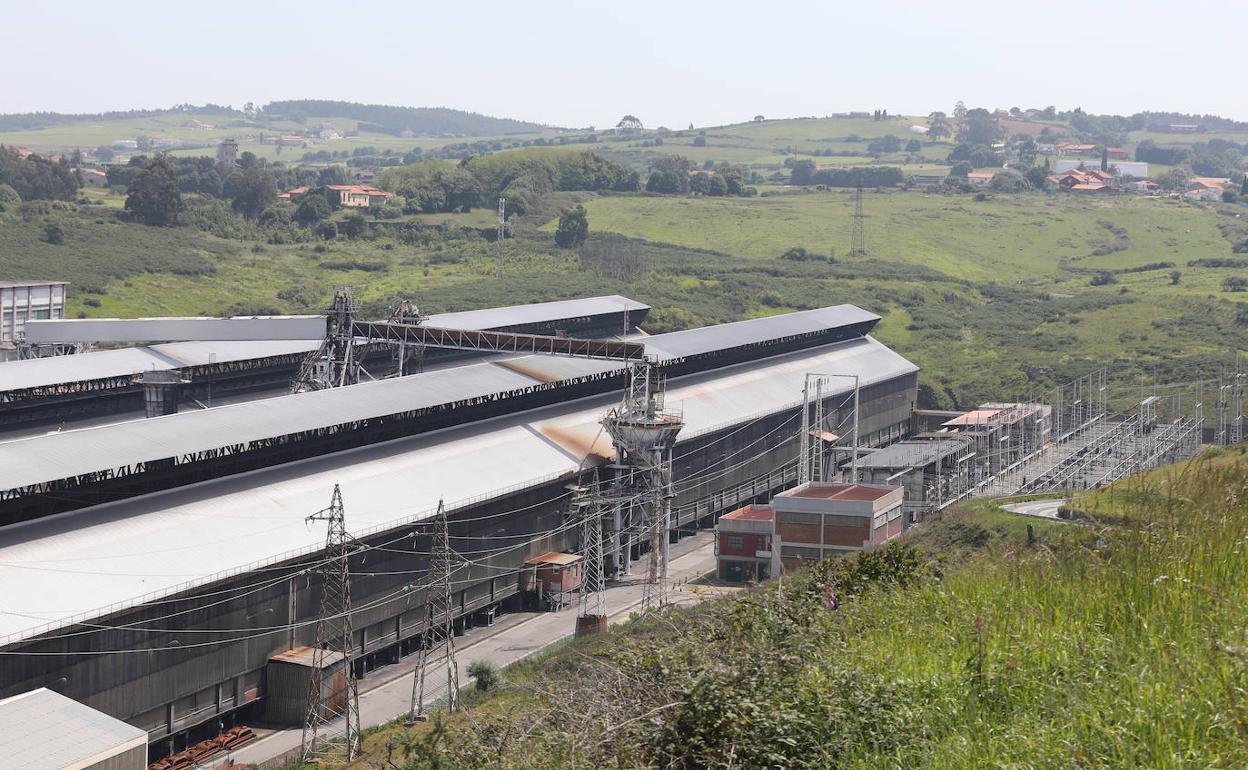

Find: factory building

[0,688,148,770]
[0,295,650,430]
[0,303,918,761]
[1,280,67,356]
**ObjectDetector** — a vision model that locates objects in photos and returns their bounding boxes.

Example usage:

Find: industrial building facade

[1,280,67,350]
[0,303,918,759]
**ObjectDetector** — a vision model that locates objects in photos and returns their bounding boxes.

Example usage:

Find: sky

[3,0,1245,127]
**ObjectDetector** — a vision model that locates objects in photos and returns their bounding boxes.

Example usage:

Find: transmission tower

[388,298,428,377]
[408,500,460,722]
[293,286,359,392]
[601,362,682,612]
[849,186,867,258]
[574,469,608,636]
[300,485,363,764]
[496,197,506,272]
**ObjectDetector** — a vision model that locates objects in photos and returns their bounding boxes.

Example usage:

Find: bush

[467,660,501,693]
[42,222,64,244]
[1223,276,1248,292]
[1090,272,1117,286]
[316,220,338,240]
[82,297,101,308]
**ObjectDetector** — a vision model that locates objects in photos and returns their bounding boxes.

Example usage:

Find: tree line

[0,146,81,201]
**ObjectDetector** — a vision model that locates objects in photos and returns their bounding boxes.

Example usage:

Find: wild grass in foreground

[340,448,1248,769]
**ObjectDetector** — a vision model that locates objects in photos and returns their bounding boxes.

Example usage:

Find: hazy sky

[4,0,1244,127]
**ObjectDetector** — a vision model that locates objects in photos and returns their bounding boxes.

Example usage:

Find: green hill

[349,447,1248,769]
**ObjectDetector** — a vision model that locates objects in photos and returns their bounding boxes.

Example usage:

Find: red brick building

[715,504,774,582]
[772,482,904,574]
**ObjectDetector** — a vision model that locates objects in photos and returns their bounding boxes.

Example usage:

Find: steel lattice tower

[601,362,682,612]
[574,469,608,636]
[849,186,867,258]
[293,286,360,392]
[408,500,460,721]
[299,484,363,764]
[496,197,506,272]
[388,298,428,377]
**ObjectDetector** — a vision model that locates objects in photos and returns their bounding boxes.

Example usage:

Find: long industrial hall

[0,296,920,765]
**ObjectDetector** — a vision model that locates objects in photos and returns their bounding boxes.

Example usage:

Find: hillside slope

[351,447,1248,769]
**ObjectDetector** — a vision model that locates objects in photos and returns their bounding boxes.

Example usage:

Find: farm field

[576,191,1229,281]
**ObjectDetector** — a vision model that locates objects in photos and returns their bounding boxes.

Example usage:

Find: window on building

[726,535,744,548]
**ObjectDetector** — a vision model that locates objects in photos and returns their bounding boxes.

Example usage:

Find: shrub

[42,222,64,244]
[82,297,101,308]
[1090,272,1117,286]
[467,660,501,693]
[1224,276,1248,292]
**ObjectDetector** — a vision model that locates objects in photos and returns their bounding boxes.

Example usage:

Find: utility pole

[574,469,608,637]
[300,485,362,764]
[849,186,867,258]
[409,500,460,721]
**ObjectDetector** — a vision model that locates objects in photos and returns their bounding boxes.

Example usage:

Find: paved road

[1001,499,1068,520]
[218,532,718,767]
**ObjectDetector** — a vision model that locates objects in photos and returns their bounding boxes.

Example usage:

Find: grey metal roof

[856,439,969,470]
[0,688,147,770]
[0,335,917,643]
[0,355,623,492]
[643,305,879,361]
[0,296,649,394]
[0,280,66,288]
[429,295,647,330]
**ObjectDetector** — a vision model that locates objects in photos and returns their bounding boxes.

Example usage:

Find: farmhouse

[326,184,393,207]
[966,171,996,185]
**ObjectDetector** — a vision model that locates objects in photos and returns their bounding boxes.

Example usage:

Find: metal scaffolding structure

[849,186,867,258]
[387,299,428,377]
[574,469,608,636]
[409,500,460,721]
[799,373,860,485]
[292,287,360,393]
[601,362,683,611]
[299,485,362,764]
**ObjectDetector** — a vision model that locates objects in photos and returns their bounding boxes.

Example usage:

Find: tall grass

[365,449,1248,769]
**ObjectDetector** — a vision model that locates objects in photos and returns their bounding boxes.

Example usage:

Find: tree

[1024,165,1050,190]
[340,211,367,239]
[42,222,64,245]
[1169,270,1182,285]
[554,205,589,248]
[753,115,765,122]
[0,183,19,204]
[867,134,902,155]
[617,115,644,131]
[1157,168,1189,192]
[230,166,277,219]
[295,194,330,226]
[957,108,1002,146]
[927,112,953,142]
[317,165,350,185]
[316,220,338,240]
[953,101,968,120]
[1223,276,1248,293]
[905,139,922,153]
[789,159,816,186]
[692,135,707,147]
[124,154,184,226]
[94,145,115,162]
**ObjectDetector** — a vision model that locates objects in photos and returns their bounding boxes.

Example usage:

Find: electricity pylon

[408,500,460,721]
[299,484,363,763]
[575,469,607,636]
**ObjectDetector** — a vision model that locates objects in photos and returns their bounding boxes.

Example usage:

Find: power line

[409,499,460,721]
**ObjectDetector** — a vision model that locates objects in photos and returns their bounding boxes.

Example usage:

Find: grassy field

[331,448,1248,769]
[5,185,1245,409]
[576,191,1228,281]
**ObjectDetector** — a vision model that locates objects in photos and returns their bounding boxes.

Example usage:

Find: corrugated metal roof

[0,335,916,642]
[0,356,622,492]
[644,305,879,361]
[429,295,647,330]
[0,296,648,394]
[856,439,967,469]
[0,347,179,392]
[0,688,147,770]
